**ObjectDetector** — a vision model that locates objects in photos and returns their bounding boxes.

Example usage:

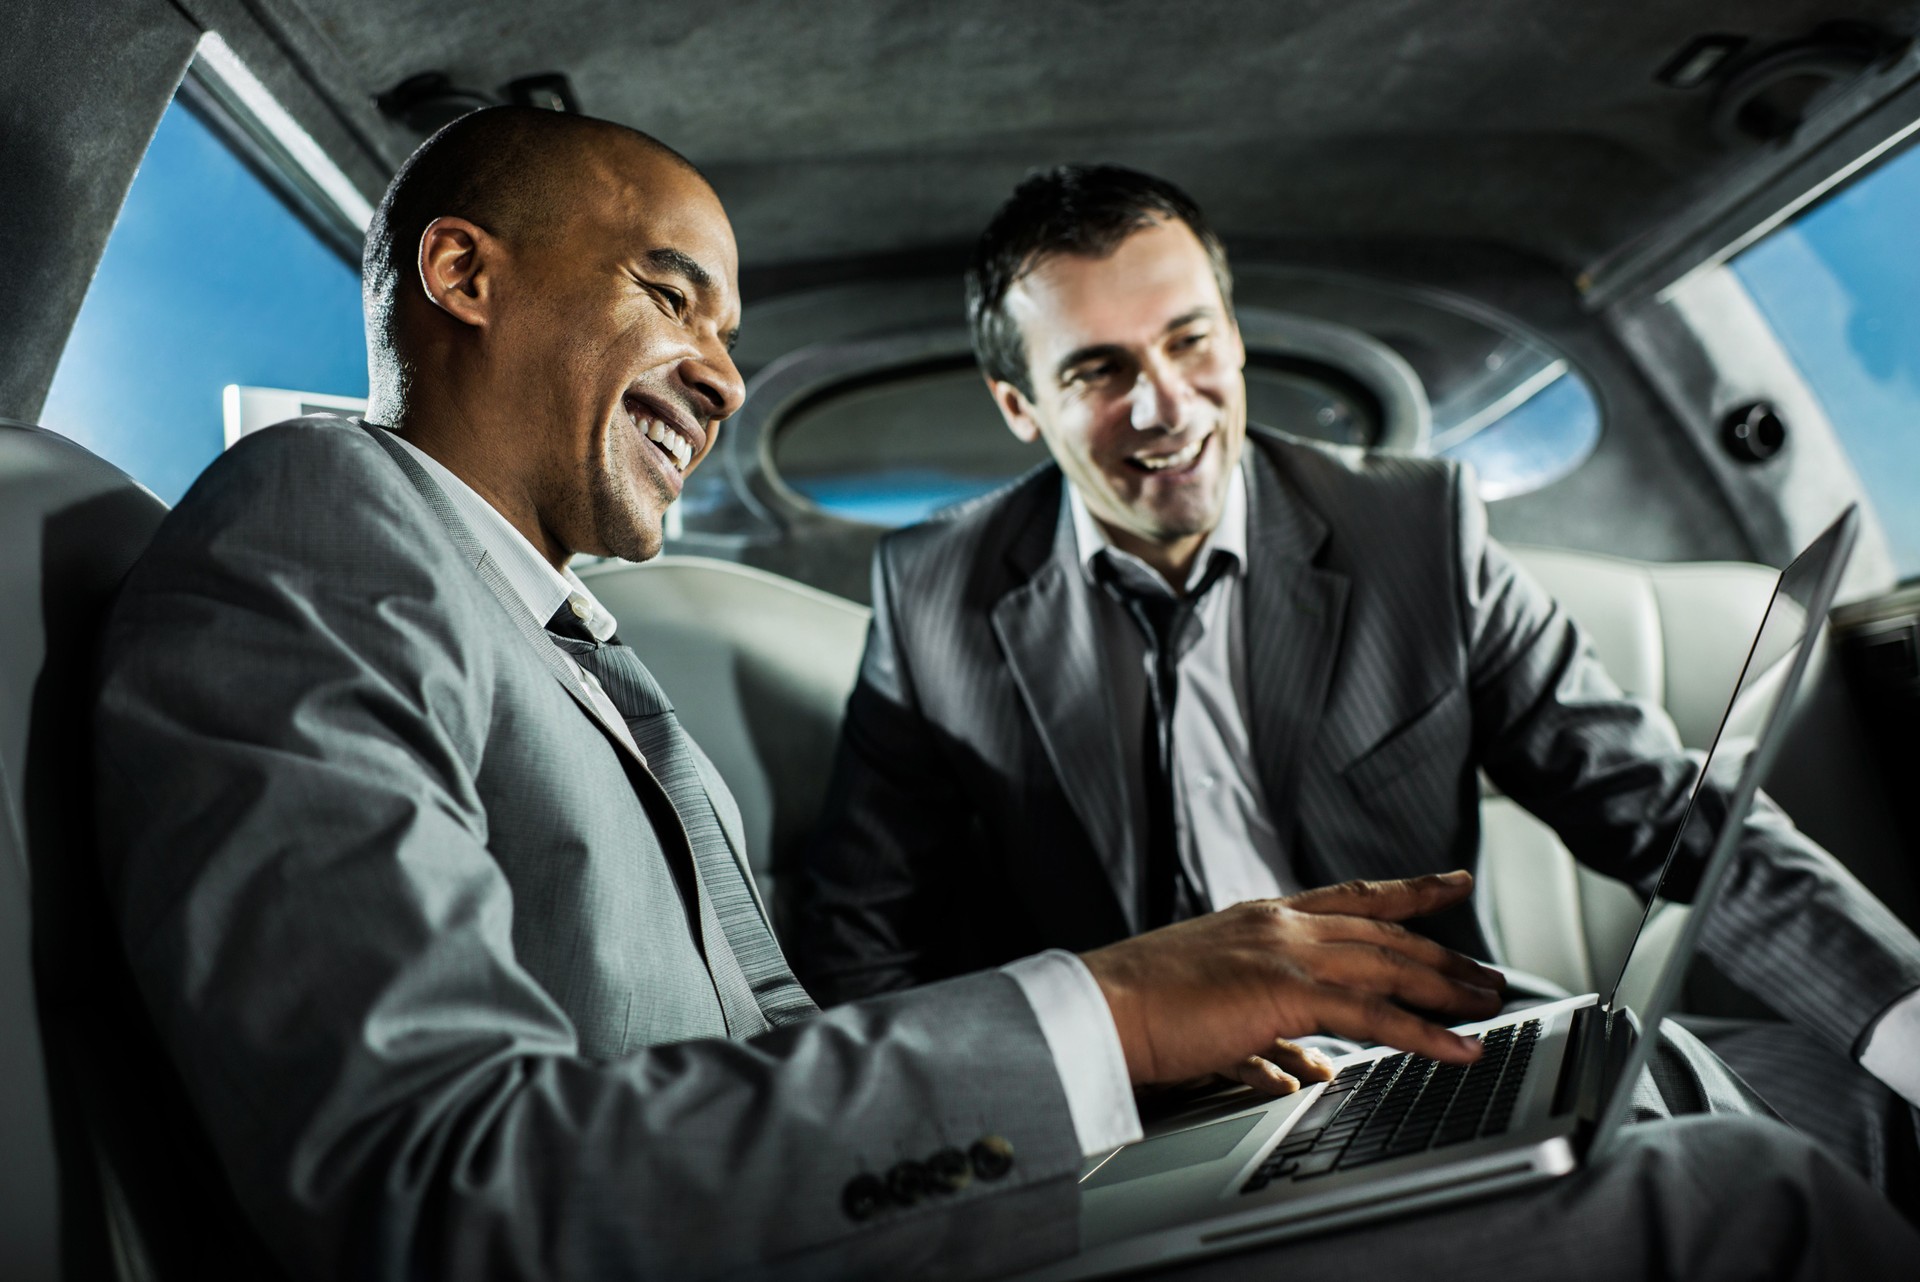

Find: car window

[1731,142,1920,578]
[1434,361,1602,502]
[769,353,1380,528]
[40,93,368,505]
[768,284,1600,529]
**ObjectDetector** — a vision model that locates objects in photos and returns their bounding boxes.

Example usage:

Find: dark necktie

[1096,552,1234,929]
[545,606,816,1036]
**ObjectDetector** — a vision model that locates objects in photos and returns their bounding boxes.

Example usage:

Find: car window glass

[770,356,1378,529]
[1436,366,1602,501]
[769,281,1600,529]
[40,95,368,504]
[1732,143,1920,578]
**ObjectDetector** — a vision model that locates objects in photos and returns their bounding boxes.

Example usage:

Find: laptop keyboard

[1239,1018,1542,1193]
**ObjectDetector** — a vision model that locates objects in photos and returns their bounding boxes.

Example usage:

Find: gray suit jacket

[797,429,1920,1057]
[93,417,1082,1281]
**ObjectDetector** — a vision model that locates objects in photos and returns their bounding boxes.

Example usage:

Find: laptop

[1016,505,1860,1282]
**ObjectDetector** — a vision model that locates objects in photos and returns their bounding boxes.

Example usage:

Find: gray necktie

[546,613,816,1035]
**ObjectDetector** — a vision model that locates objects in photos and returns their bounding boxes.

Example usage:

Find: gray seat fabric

[0,420,275,1282]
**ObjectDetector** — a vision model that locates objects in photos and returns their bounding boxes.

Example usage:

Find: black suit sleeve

[1454,466,1920,1050]
[796,540,983,1004]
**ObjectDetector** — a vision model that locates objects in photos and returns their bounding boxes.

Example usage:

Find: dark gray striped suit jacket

[798,428,1920,1063]
[93,418,1084,1281]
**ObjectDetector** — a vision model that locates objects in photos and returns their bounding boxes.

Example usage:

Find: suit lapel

[1243,441,1351,858]
[362,422,734,981]
[361,423,657,777]
[991,481,1141,931]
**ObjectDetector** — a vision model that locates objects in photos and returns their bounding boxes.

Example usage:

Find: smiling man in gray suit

[795,164,1920,1183]
[93,113,1918,1281]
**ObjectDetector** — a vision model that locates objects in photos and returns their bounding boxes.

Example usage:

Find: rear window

[771,353,1381,527]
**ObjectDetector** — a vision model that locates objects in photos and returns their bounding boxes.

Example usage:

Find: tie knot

[546,593,610,646]
[1095,550,1233,658]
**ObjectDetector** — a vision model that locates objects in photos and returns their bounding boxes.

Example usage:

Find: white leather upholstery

[1481,547,1782,1008]
[577,556,870,930]
[589,545,1786,1011]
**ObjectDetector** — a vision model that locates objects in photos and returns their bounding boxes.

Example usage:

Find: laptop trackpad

[1084,1114,1265,1190]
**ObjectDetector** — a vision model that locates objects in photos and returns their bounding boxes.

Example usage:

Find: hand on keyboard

[1081,871,1508,1089]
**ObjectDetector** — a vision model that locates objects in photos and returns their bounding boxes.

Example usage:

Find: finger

[1309,915,1508,993]
[1311,987,1485,1066]
[1222,1056,1303,1097]
[1315,941,1505,1020]
[1281,871,1475,922]
[1264,1038,1337,1084]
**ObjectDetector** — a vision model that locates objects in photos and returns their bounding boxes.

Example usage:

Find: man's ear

[417,216,497,330]
[988,377,1044,445]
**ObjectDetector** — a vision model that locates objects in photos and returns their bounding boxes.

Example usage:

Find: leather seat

[2,420,164,1278]
[578,556,869,935]
[1,420,276,1281]
[588,545,1788,1011]
[1479,546,1784,1011]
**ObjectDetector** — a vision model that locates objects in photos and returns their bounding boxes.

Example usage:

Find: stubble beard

[579,422,672,563]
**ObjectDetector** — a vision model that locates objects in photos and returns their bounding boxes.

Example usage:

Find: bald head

[356,105,744,570]
[362,106,702,366]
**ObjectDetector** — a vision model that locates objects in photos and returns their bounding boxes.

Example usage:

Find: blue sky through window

[41,95,368,505]
[1733,144,1920,578]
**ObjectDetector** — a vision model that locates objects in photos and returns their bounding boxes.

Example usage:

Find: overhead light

[503,74,580,114]
[376,70,584,134]
[374,72,499,134]
[1657,35,1748,90]
[1709,22,1911,144]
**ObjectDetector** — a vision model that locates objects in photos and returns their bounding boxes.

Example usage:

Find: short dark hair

[362,106,697,359]
[965,164,1233,398]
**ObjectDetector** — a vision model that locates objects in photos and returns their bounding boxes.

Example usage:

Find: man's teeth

[642,417,693,471]
[1135,434,1206,472]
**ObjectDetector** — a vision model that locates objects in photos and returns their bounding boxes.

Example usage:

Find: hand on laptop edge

[1081,872,1507,1089]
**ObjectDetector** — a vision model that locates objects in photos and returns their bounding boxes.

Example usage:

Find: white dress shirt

[387,430,1145,1154]
[1069,466,1298,908]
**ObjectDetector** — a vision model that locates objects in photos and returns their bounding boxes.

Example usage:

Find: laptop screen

[1597,507,1858,1018]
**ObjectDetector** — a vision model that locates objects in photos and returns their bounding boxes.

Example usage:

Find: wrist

[1082,947,1149,1083]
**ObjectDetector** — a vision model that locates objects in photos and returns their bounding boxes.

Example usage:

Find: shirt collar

[1067,461,1247,593]
[387,432,619,642]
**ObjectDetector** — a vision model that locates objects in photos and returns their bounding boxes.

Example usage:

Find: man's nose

[684,341,747,424]
[1129,363,1187,432]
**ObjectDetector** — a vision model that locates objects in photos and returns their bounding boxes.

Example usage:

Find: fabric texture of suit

[797,429,1920,1068]
[92,418,1085,1281]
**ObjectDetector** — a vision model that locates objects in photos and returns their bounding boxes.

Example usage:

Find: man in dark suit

[91,111,1920,1280]
[794,165,1920,1158]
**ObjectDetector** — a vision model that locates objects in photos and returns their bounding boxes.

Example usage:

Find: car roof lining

[221,0,1920,291]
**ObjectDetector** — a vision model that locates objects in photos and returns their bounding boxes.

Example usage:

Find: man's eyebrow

[1053,343,1126,381]
[1163,306,1218,333]
[1051,308,1222,381]
[644,247,714,291]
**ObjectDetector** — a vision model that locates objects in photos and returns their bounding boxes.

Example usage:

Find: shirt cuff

[1003,950,1143,1157]
[1859,987,1920,1110]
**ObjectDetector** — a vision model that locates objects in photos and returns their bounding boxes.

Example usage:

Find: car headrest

[1504,544,1782,751]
